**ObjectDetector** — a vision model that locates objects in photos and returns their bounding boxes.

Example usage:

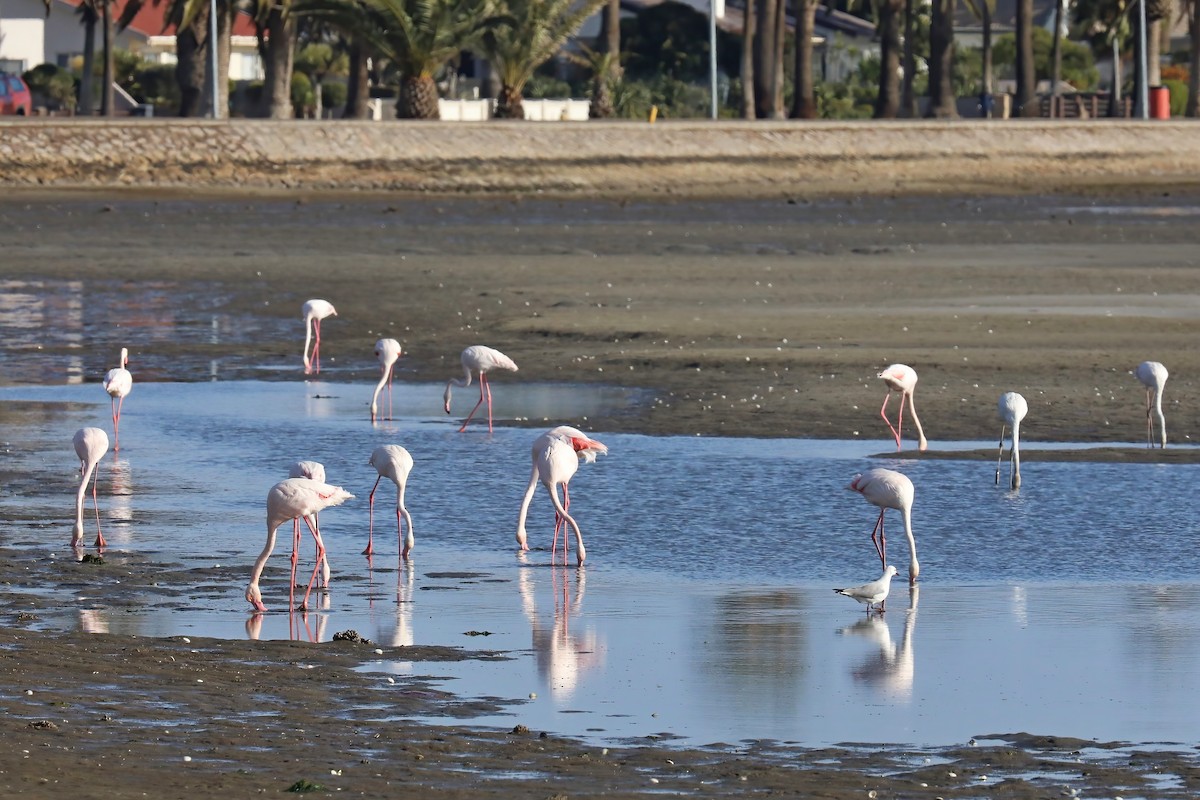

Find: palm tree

[926,0,957,116]
[874,0,906,117]
[477,0,606,119]
[567,42,619,118]
[1188,0,1200,115]
[1015,0,1037,114]
[250,0,298,118]
[593,0,621,118]
[791,0,818,118]
[303,0,497,119]
[119,0,232,117]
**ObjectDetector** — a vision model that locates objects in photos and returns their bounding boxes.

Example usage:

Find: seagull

[835,565,898,613]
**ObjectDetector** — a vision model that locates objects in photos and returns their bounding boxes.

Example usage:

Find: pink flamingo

[877,363,928,452]
[516,427,607,566]
[1135,361,1168,448]
[443,345,519,433]
[103,347,132,451]
[996,391,1028,489]
[72,427,110,549]
[302,299,337,375]
[246,478,353,612]
[363,444,415,558]
[847,468,919,585]
[288,460,330,580]
[370,338,402,422]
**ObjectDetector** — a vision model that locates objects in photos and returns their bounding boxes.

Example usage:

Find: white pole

[709,0,718,119]
[1136,0,1149,118]
[210,0,221,119]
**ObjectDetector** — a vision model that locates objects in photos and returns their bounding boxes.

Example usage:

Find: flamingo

[847,468,919,585]
[103,347,132,451]
[72,427,109,549]
[362,444,415,558]
[288,460,330,583]
[443,345,519,433]
[516,426,607,559]
[996,391,1028,489]
[302,299,337,375]
[835,565,897,613]
[246,477,353,612]
[1135,361,1168,448]
[370,338,402,422]
[877,364,928,452]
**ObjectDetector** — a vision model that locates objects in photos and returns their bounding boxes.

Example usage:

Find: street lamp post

[210,0,221,119]
[709,0,723,119]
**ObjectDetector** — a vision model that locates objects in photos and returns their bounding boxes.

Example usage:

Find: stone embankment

[1,118,1198,197]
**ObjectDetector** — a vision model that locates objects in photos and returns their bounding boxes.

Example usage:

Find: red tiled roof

[56,0,257,38]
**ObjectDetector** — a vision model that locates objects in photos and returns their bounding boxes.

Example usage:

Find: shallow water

[1,380,1199,748]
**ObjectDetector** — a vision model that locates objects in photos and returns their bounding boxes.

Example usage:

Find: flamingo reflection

[105,458,134,547]
[840,585,918,700]
[244,596,331,643]
[78,608,109,634]
[518,567,603,699]
[369,559,415,647]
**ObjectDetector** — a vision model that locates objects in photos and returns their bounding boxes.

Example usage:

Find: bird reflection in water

[78,608,109,634]
[840,585,919,700]
[519,566,603,699]
[105,458,134,547]
[243,594,331,643]
[368,558,415,647]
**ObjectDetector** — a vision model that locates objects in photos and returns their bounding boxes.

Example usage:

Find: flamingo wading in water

[363,444,415,559]
[877,364,928,452]
[516,426,608,560]
[996,391,1028,489]
[1135,361,1168,448]
[288,460,330,582]
[370,338,402,422]
[72,427,110,548]
[246,478,353,612]
[847,468,919,585]
[103,347,132,451]
[443,345,519,433]
[302,299,337,375]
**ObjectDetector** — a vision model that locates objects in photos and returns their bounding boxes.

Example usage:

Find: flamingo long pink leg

[111,396,124,452]
[1145,389,1154,448]
[299,516,326,610]
[551,483,571,564]
[289,518,302,612]
[896,393,907,449]
[311,320,322,375]
[880,394,901,449]
[869,510,887,569]
[458,376,487,432]
[363,475,383,556]
[91,470,106,549]
[484,374,494,433]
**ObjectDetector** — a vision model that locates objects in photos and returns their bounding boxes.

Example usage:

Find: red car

[0,73,32,115]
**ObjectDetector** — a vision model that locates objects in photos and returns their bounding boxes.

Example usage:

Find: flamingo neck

[906,393,928,450]
[901,506,919,582]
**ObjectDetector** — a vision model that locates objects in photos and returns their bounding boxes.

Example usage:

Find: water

[2,380,1199,748]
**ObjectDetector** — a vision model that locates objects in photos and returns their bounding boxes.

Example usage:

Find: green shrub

[291,71,314,117]
[1163,79,1188,117]
[22,63,77,110]
[131,64,180,115]
[321,81,347,113]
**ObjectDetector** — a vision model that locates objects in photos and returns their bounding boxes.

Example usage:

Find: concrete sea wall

[0,118,1198,197]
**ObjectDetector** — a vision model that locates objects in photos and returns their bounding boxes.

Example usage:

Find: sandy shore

[2,188,1200,796]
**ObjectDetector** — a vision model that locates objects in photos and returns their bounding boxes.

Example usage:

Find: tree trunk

[260,7,295,119]
[752,0,780,117]
[79,7,96,115]
[741,0,756,118]
[602,0,620,56]
[901,0,917,116]
[772,0,785,114]
[1108,36,1123,116]
[592,0,622,118]
[493,85,525,119]
[217,0,232,117]
[873,0,903,118]
[1050,0,1063,99]
[344,39,371,119]
[1015,0,1037,115]
[926,0,957,117]
[1188,0,1200,116]
[982,0,993,117]
[176,11,207,117]
[791,0,818,117]
[100,0,114,117]
[1147,19,1163,86]
[397,75,440,119]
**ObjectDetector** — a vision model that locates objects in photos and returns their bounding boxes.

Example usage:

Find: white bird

[847,468,919,585]
[363,444,415,559]
[72,427,110,549]
[288,460,330,585]
[996,391,1028,490]
[835,565,898,613]
[516,426,607,558]
[443,345,519,433]
[1135,361,1168,448]
[246,478,353,612]
[370,338,402,422]
[302,299,337,376]
[877,363,928,452]
[103,347,132,451]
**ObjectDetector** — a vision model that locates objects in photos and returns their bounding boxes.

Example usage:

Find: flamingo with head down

[362,444,415,559]
[302,299,337,375]
[847,468,919,585]
[72,427,110,549]
[877,364,927,452]
[1135,361,1168,448]
[370,338,402,423]
[443,345,518,433]
[516,426,607,564]
[103,348,132,451]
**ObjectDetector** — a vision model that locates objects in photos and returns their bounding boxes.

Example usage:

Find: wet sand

[2,191,1200,796]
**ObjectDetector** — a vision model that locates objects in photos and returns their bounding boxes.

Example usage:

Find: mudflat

[1,189,1199,798]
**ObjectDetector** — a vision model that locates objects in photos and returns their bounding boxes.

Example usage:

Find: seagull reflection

[78,608,109,634]
[840,585,918,700]
[518,566,603,699]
